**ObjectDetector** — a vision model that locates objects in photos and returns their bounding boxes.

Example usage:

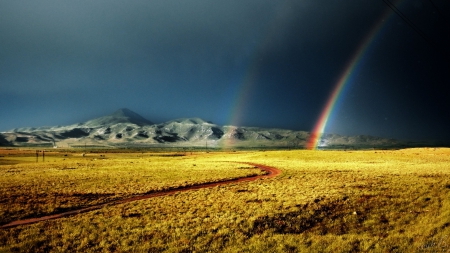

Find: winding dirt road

[1,162,281,229]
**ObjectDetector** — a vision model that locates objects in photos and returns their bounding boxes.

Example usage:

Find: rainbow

[221,65,259,147]
[223,1,292,147]
[306,2,400,150]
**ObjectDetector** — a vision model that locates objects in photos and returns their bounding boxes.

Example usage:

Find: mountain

[82,108,153,127]
[0,109,410,149]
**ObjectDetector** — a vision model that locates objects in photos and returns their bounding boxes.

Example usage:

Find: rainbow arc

[307,1,402,149]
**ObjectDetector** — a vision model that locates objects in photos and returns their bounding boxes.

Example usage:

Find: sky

[1,0,449,143]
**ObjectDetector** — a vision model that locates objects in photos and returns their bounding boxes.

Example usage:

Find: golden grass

[1,148,450,252]
[0,150,262,225]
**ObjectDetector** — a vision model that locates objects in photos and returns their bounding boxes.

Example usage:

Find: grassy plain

[0,149,263,226]
[1,148,450,252]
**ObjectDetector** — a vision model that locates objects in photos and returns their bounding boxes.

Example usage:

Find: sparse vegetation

[0,149,263,226]
[1,148,450,252]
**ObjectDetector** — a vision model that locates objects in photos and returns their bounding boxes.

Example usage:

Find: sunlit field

[1,148,450,252]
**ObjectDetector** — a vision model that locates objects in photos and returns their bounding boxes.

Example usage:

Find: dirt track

[1,162,281,229]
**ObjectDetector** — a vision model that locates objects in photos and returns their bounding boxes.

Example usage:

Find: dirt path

[1,162,281,229]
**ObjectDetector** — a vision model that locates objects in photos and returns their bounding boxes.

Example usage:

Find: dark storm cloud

[0,0,380,91]
[0,1,334,94]
[1,1,284,100]
[1,0,449,142]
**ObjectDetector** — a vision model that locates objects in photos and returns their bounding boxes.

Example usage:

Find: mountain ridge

[82,108,153,127]
[0,108,414,149]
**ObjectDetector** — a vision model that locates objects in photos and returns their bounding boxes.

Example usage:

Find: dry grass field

[1,147,450,252]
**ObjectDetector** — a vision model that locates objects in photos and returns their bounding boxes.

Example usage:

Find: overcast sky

[1,0,449,142]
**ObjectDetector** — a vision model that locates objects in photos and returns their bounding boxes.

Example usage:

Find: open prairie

[1,148,450,252]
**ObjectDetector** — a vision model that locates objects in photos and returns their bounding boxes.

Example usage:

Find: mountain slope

[82,108,153,127]
[0,133,10,146]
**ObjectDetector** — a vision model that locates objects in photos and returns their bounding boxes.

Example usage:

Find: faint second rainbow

[223,1,291,148]
[306,2,400,150]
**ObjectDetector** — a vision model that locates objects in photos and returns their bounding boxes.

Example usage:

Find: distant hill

[0,108,413,149]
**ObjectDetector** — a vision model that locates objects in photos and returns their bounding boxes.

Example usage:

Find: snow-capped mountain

[0,108,406,149]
